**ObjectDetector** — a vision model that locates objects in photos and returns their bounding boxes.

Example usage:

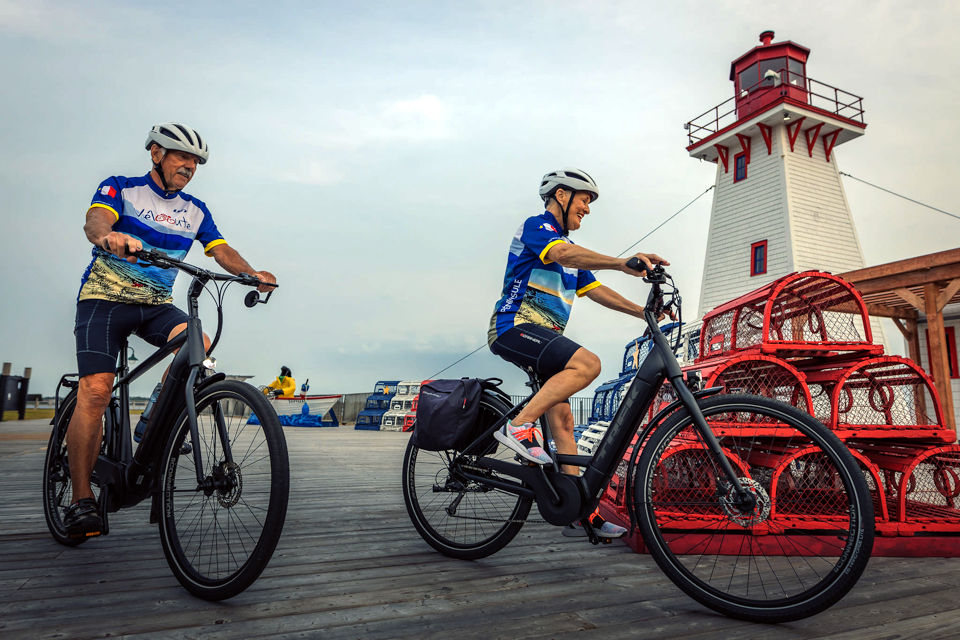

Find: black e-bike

[43,250,290,601]
[403,260,874,622]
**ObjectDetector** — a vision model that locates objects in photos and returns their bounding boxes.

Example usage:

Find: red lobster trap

[699,271,882,361]
[598,269,959,556]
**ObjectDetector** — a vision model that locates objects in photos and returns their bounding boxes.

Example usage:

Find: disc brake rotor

[719,477,771,527]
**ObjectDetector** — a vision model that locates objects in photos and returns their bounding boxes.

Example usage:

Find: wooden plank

[894,287,926,311]
[850,262,960,295]
[938,278,960,313]
[840,248,960,284]
[870,303,919,319]
[925,282,956,433]
[6,426,960,638]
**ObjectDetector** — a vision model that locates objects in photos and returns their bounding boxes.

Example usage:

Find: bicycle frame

[459,270,755,530]
[90,273,232,519]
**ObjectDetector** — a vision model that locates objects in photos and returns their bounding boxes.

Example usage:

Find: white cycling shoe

[494,422,552,465]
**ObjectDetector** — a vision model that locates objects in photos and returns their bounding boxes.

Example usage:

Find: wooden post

[924,282,956,433]
[1,363,9,376]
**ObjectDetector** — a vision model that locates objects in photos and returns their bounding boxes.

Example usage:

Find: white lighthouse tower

[687,30,880,347]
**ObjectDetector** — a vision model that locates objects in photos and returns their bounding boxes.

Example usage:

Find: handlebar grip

[626,257,648,272]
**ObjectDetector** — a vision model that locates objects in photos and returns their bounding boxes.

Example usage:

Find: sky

[1,0,958,400]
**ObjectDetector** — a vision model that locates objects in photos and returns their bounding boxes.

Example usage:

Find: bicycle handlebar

[130,249,278,290]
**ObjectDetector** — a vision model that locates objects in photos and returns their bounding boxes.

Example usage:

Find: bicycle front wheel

[635,394,874,623]
[402,396,533,560]
[158,380,289,601]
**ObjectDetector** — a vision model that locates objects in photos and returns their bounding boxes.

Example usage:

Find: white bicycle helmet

[539,168,599,203]
[144,122,209,164]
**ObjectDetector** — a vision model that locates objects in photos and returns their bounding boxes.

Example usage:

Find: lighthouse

[687,30,881,348]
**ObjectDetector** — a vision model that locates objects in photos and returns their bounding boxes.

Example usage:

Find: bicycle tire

[42,390,101,547]
[402,395,532,560]
[157,380,289,601]
[634,393,874,623]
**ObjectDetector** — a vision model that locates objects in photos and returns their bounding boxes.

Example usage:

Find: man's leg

[512,348,600,426]
[545,402,579,475]
[66,372,114,503]
[161,323,212,381]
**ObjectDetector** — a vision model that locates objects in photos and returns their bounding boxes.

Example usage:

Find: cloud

[293,94,452,149]
[0,0,148,42]
[279,160,346,186]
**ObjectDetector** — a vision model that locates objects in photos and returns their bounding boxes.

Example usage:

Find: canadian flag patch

[101,186,117,198]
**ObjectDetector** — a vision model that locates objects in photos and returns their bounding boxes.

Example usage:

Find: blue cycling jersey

[78,174,226,305]
[488,211,601,345]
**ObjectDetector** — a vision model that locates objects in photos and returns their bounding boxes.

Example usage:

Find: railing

[685,70,865,146]
[510,395,594,426]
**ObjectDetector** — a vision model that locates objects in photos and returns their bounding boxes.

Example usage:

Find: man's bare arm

[545,243,669,277]
[84,207,141,263]
[208,244,276,292]
[584,285,646,319]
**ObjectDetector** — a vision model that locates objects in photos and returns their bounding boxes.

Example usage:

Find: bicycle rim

[159,382,289,599]
[636,394,873,621]
[404,400,532,556]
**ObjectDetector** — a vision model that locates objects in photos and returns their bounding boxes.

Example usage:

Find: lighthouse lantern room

[688,31,879,349]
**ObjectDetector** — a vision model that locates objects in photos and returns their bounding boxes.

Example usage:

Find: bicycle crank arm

[474,457,582,526]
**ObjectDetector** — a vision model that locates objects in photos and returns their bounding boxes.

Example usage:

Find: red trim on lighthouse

[804,123,824,158]
[735,133,752,164]
[757,123,773,155]
[734,152,748,182]
[715,144,729,172]
[786,116,806,152]
[822,129,841,162]
[750,240,768,276]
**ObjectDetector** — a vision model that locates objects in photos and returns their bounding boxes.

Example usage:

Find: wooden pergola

[840,248,960,432]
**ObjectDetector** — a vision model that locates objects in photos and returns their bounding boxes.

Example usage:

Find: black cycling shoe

[63,498,103,538]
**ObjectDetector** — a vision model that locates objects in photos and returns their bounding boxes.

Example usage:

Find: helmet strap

[151,147,180,195]
[559,190,572,237]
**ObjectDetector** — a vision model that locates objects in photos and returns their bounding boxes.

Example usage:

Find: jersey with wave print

[488,211,601,345]
[78,174,226,305]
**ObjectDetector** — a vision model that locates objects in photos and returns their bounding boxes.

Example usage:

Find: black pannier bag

[412,378,483,451]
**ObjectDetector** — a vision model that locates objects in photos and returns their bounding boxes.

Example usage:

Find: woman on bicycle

[64,122,277,537]
[487,168,667,536]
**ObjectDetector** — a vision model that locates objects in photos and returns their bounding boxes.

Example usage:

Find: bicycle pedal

[67,530,102,539]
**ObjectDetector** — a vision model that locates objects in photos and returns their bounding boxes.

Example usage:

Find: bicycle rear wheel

[635,394,874,622]
[42,390,102,547]
[158,380,289,601]
[402,396,533,560]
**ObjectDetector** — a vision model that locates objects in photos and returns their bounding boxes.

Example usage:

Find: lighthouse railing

[685,70,865,146]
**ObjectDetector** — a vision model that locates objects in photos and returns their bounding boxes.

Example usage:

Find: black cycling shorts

[490,323,583,383]
[74,299,190,377]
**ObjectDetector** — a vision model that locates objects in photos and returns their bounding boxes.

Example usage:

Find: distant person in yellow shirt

[264,366,296,397]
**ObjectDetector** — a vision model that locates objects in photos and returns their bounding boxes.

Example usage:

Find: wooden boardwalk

[3,418,960,639]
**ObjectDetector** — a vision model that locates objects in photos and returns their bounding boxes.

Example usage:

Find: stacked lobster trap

[599,271,960,554]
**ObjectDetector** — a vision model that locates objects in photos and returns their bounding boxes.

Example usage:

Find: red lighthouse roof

[685,31,866,162]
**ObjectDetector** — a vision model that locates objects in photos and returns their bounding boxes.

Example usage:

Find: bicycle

[402,260,874,622]
[43,249,290,601]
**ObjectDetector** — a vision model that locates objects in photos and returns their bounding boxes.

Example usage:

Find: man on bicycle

[64,122,277,537]
[488,168,667,536]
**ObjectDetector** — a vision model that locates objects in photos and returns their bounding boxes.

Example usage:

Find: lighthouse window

[759,58,787,87]
[738,63,758,91]
[788,58,805,85]
[750,240,768,276]
[734,153,747,182]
